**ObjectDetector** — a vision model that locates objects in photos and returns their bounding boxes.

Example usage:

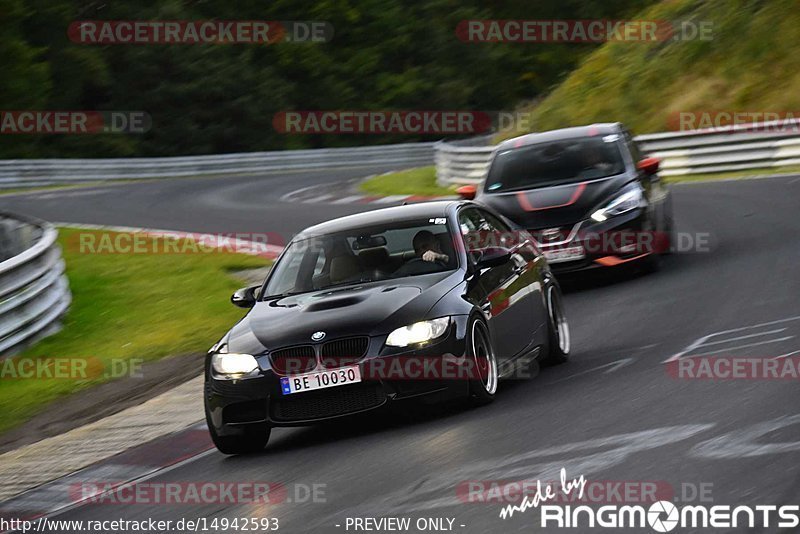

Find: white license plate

[280,365,361,395]
[544,245,585,263]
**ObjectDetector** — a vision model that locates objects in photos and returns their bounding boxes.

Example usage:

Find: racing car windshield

[262,219,458,298]
[484,135,626,193]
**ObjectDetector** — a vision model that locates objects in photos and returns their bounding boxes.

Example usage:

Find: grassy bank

[0,229,270,434]
[499,0,800,139]
[358,167,455,197]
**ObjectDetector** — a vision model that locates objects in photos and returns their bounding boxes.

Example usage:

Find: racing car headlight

[590,187,645,222]
[211,352,259,376]
[386,317,450,347]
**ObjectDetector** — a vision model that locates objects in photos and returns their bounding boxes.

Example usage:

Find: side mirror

[637,156,660,175]
[231,286,259,308]
[475,247,512,269]
[457,185,477,200]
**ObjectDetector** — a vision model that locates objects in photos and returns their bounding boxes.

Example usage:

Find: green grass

[0,180,158,196]
[0,184,99,196]
[664,165,800,183]
[497,0,800,141]
[0,228,270,435]
[359,167,456,197]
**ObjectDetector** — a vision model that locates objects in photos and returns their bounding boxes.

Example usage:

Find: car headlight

[386,317,450,347]
[211,351,259,376]
[590,187,645,222]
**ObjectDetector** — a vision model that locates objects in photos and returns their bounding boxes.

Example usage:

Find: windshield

[262,218,458,298]
[484,135,626,193]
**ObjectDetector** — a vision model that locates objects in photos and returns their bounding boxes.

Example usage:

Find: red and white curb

[0,423,213,527]
[279,177,454,206]
[280,188,453,205]
[54,223,286,259]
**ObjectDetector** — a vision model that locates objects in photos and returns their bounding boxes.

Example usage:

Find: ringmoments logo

[497,469,800,531]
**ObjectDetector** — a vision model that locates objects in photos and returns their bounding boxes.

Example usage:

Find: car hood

[225,270,461,354]
[479,173,634,229]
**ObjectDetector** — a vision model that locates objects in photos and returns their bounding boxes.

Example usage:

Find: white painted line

[663,334,712,363]
[775,349,800,360]
[690,336,794,357]
[663,315,800,363]
[704,315,800,337]
[332,195,365,204]
[278,184,318,202]
[303,194,333,204]
[693,328,787,348]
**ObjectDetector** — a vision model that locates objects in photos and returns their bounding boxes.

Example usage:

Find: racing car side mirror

[231,286,259,308]
[457,185,477,200]
[637,156,660,175]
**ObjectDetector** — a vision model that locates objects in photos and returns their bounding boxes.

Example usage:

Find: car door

[479,208,549,343]
[457,207,535,360]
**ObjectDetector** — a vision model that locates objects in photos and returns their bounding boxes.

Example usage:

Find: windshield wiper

[261,291,301,300]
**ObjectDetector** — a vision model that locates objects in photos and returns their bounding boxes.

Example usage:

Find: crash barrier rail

[0,143,436,189]
[434,119,800,186]
[0,212,71,357]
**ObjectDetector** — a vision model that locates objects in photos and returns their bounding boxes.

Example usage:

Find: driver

[412,230,449,263]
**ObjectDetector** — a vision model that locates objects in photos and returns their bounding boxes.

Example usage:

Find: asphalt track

[1,171,799,533]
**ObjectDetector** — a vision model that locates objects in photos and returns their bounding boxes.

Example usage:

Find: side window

[481,209,539,261]
[459,208,521,259]
[313,248,327,276]
[480,210,511,233]
[479,210,516,249]
[458,208,487,257]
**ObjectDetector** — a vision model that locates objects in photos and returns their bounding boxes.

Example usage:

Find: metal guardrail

[0,212,71,357]
[0,143,436,189]
[435,120,800,186]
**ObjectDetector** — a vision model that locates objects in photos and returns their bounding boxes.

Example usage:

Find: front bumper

[205,316,471,434]
[536,209,665,273]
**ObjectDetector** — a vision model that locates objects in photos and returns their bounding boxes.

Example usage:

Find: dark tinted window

[263,218,456,297]
[459,207,527,261]
[485,135,626,193]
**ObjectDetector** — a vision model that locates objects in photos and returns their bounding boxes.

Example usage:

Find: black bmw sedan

[458,123,674,272]
[204,201,569,454]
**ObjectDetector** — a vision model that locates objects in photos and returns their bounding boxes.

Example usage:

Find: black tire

[205,407,270,455]
[542,284,570,366]
[467,317,498,406]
